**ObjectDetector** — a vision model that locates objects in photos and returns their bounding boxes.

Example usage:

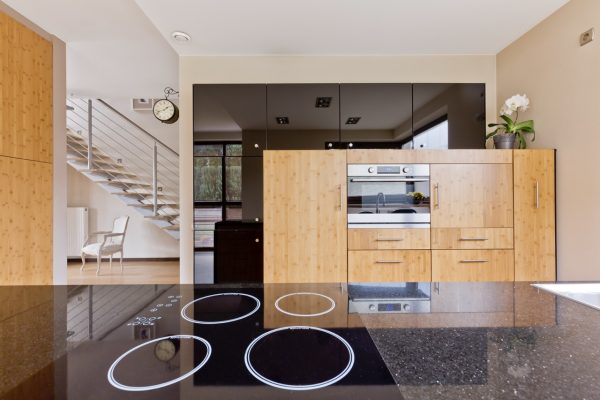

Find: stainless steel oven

[347,164,430,228]
[348,283,431,314]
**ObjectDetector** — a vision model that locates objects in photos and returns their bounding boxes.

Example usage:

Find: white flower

[503,94,530,113]
[500,104,513,116]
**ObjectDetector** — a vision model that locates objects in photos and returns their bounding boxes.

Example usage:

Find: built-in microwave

[347,164,430,228]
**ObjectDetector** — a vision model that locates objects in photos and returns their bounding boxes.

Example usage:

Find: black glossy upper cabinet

[266,84,340,150]
[340,84,412,149]
[193,84,266,155]
[412,83,486,149]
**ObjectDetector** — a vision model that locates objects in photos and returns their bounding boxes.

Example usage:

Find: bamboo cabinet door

[513,150,556,281]
[430,164,514,228]
[263,150,347,283]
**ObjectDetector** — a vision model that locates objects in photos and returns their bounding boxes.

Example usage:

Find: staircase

[66,98,180,240]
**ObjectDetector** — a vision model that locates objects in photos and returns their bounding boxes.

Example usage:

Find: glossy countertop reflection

[1,282,599,400]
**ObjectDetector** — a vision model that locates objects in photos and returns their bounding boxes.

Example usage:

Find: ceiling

[136,0,569,55]
[2,0,569,98]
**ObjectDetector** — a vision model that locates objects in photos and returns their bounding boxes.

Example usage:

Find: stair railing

[66,97,179,220]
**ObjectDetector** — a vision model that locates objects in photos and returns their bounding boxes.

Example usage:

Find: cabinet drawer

[431,228,513,250]
[432,250,514,282]
[348,250,431,282]
[348,229,430,250]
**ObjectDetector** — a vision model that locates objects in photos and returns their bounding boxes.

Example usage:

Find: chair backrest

[109,216,129,246]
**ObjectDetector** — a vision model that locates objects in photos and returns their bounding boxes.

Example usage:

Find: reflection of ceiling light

[315,97,332,108]
[276,117,289,125]
[345,117,361,125]
[171,31,191,41]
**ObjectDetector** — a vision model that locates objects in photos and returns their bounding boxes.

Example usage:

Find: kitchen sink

[533,283,600,311]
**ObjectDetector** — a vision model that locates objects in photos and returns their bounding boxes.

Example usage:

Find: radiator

[67,207,89,258]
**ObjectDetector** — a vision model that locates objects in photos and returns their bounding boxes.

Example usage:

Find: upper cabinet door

[513,150,556,281]
[431,164,513,228]
[266,84,340,150]
[193,84,266,156]
[263,150,347,283]
[412,84,486,149]
[340,84,412,149]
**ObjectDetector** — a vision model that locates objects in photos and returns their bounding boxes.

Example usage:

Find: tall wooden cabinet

[263,150,347,283]
[513,150,556,281]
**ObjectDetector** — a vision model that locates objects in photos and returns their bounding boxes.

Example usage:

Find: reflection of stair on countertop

[66,116,180,240]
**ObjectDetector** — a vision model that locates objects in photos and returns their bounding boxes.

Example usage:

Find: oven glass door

[347,175,430,225]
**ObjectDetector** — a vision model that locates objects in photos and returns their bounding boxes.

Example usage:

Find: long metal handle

[87,99,93,170]
[338,184,343,211]
[459,259,488,263]
[535,180,540,209]
[375,260,404,264]
[459,238,488,242]
[152,142,158,216]
[433,183,440,209]
[376,238,404,242]
[350,178,429,183]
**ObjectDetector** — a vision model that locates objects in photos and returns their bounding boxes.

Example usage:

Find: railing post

[87,99,93,170]
[153,142,158,216]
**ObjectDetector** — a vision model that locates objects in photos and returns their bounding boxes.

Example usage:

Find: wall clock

[153,87,179,124]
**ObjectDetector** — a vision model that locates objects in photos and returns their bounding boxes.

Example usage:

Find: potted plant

[487,94,536,149]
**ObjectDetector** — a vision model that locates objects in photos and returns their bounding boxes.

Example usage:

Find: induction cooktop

[61,285,400,400]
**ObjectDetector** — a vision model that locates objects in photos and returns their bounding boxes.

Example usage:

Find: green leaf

[499,114,514,125]
[487,123,505,128]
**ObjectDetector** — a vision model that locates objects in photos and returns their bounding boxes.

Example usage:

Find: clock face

[154,339,177,362]
[153,99,176,121]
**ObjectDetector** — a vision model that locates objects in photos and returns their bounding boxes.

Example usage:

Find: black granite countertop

[1,282,599,400]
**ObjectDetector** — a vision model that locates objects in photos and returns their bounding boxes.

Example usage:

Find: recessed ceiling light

[345,117,361,125]
[315,97,332,108]
[275,117,289,125]
[171,31,191,42]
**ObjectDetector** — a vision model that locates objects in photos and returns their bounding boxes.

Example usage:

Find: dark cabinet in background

[266,84,340,150]
[340,83,412,149]
[214,221,263,283]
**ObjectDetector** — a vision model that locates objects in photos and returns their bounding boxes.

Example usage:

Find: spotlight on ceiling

[315,97,332,108]
[345,117,361,125]
[171,31,191,42]
[276,117,289,125]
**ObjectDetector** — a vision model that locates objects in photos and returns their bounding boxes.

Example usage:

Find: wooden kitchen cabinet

[513,150,556,281]
[348,228,430,250]
[432,250,514,282]
[348,250,431,282]
[431,228,513,250]
[430,164,513,228]
[263,150,347,283]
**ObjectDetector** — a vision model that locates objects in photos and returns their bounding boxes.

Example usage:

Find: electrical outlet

[580,28,594,46]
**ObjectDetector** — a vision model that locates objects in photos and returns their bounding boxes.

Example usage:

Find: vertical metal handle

[535,180,539,209]
[338,184,343,211]
[87,99,93,170]
[433,183,440,209]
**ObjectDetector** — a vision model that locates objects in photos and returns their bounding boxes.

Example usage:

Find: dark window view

[194,143,242,249]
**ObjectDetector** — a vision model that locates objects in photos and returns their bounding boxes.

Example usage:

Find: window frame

[193,141,242,250]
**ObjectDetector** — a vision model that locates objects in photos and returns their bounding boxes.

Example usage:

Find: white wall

[178,55,497,283]
[497,0,600,280]
[102,98,179,152]
[67,167,179,258]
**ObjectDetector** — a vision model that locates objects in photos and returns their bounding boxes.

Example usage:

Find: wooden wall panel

[0,11,53,163]
[346,149,512,164]
[0,156,53,284]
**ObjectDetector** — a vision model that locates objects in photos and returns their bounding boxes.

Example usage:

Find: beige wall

[179,55,497,283]
[497,0,599,281]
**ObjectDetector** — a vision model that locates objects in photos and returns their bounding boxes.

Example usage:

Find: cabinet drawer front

[348,229,430,250]
[348,250,431,282]
[431,228,513,249]
[432,250,514,282]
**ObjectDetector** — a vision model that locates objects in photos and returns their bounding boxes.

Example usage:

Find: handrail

[96,99,179,157]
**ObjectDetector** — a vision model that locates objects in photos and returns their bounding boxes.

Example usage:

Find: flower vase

[493,134,516,149]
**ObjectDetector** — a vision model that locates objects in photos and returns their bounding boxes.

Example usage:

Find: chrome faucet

[376,192,386,213]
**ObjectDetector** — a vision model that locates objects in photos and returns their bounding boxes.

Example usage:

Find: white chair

[81,216,129,275]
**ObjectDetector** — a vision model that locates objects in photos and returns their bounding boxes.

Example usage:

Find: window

[411,116,449,150]
[193,142,242,249]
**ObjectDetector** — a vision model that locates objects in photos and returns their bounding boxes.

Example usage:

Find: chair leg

[80,253,86,271]
[120,252,124,272]
[96,255,101,276]
[109,254,113,270]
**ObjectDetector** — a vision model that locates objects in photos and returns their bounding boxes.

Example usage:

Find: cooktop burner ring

[274,292,336,317]
[244,326,355,391]
[180,292,261,325]
[107,334,211,392]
